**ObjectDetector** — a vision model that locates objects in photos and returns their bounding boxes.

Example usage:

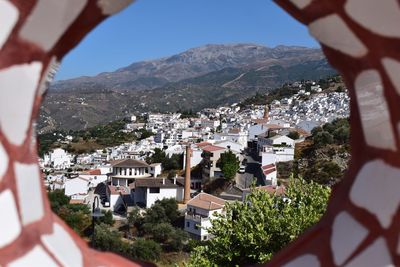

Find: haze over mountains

[40,44,335,131]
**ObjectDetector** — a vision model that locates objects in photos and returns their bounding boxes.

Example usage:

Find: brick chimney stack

[183,145,191,204]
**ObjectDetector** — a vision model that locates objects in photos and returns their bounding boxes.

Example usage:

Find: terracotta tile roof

[202,145,225,152]
[69,199,85,204]
[263,168,276,175]
[265,124,285,129]
[187,193,225,211]
[111,159,149,168]
[252,118,269,124]
[262,164,275,170]
[257,185,285,196]
[228,128,240,134]
[196,141,212,147]
[83,169,101,175]
[108,185,130,195]
[243,185,285,196]
[134,177,184,188]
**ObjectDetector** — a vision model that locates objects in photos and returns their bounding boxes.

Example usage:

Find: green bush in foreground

[189,178,330,266]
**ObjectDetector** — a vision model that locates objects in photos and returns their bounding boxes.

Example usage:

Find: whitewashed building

[184,193,225,241]
[110,159,151,187]
[132,177,184,208]
[46,148,72,170]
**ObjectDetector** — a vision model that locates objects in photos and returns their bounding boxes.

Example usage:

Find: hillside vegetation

[39,44,335,131]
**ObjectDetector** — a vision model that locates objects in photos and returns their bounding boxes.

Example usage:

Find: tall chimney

[184,145,191,203]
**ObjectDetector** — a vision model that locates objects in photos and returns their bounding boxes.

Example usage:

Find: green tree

[129,238,162,262]
[143,198,179,225]
[58,204,91,236]
[128,206,143,227]
[93,223,128,255]
[143,222,175,243]
[167,228,189,251]
[287,131,300,140]
[188,178,330,266]
[218,150,240,181]
[48,189,70,213]
[98,210,115,226]
[313,131,334,147]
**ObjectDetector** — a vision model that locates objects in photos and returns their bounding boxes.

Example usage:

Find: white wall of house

[183,148,203,168]
[184,207,223,240]
[49,148,72,170]
[261,147,294,166]
[248,124,268,140]
[113,167,149,177]
[265,170,278,186]
[144,188,183,208]
[99,166,112,174]
[274,147,295,162]
[64,178,89,196]
[270,135,295,147]
[261,152,277,167]
[149,164,162,178]
[214,141,242,153]
[79,174,108,187]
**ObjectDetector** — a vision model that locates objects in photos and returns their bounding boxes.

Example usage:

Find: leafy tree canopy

[189,178,330,266]
[218,150,240,180]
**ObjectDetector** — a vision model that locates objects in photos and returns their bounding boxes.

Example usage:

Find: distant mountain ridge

[51,44,327,91]
[41,43,336,131]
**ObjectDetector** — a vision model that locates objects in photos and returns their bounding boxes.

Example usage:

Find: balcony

[185,213,210,222]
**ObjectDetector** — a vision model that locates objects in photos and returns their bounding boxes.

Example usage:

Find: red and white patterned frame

[0,0,145,266]
[0,0,399,266]
[267,0,400,266]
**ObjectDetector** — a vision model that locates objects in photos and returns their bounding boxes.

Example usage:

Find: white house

[79,169,108,188]
[248,124,268,141]
[214,140,242,154]
[214,128,248,149]
[110,159,152,187]
[184,193,225,241]
[149,163,162,178]
[107,185,131,213]
[47,148,72,170]
[257,134,295,151]
[268,135,295,147]
[132,177,184,208]
[260,163,278,186]
[260,146,295,166]
[183,145,204,169]
[201,145,227,179]
[65,177,90,197]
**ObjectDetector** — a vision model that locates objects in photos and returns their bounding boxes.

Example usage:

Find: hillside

[39,44,336,131]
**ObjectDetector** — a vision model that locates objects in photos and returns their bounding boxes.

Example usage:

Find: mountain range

[40,44,335,131]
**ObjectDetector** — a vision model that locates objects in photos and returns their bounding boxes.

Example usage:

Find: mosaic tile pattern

[0,1,140,266]
[268,0,400,266]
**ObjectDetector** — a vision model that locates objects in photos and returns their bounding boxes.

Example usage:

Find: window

[186,222,190,228]
[149,187,160,193]
[202,236,207,241]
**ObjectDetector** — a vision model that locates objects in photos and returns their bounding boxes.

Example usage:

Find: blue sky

[56,0,318,80]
